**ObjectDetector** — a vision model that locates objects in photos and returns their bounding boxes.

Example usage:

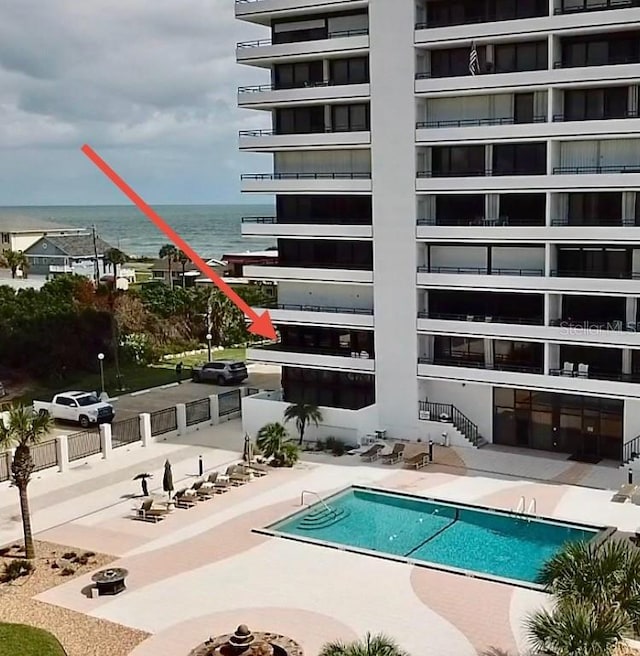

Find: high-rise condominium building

[236,0,640,465]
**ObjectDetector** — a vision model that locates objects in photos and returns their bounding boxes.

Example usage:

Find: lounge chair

[202,472,231,493]
[360,443,385,462]
[134,499,170,522]
[174,489,198,508]
[611,483,637,503]
[191,480,216,498]
[237,463,268,477]
[381,443,406,465]
[225,465,251,485]
[404,451,429,471]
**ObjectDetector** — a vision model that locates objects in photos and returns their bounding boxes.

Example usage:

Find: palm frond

[319,634,407,656]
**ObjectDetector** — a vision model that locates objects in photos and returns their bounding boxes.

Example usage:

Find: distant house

[150,257,229,288]
[221,249,278,277]
[0,216,87,254]
[24,233,117,278]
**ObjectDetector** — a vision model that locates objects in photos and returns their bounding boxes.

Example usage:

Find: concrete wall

[241,391,378,444]
[624,399,640,444]
[370,0,419,439]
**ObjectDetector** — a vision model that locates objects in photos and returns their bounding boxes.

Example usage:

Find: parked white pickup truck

[33,391,115,428]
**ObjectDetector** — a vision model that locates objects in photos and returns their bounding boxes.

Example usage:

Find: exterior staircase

[621,434,640,466]
[418,401,487,449]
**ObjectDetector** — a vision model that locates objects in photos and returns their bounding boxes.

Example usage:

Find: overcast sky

[0,0,272,205]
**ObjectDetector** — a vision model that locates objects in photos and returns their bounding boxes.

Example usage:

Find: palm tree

[319,633,408,656]
[527,600,629,656]
[284,402,323,445]
[256,422,289,459]
[158,243,178,290]
[537,540,640,631]
[103,247,127,278]
[0,406,53,559]
[177,250,189,288]
[0,250,29,279]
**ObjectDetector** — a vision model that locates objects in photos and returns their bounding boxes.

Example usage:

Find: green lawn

[0,623,66,656]
[160,347,246,369]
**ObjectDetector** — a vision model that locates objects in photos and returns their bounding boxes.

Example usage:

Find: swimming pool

[264,486,605,587]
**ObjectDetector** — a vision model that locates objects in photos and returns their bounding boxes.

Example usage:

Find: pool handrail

[301,490,337,517]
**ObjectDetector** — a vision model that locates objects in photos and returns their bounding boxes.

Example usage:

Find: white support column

[56,435,69,473]
[627,297,638,330]
[623,349,632,376]
[484,339,494,369]
[100,423,112,460]
[543,342,551,375]
[176,403,187,436]
[139,413,152,447]
[209,394,220,425]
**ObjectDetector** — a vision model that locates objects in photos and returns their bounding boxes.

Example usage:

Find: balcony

[259,302,374,329]
[235,0,368,23]
[236,30,369,64]
[554,164,640,175]
[244,264,373,284]
[555,0,640,13]
[418,265,544,276]
[419,311,543,326]
[240,172,372,194]
[239,127,371,151]
[416,115,553,142]
[241,217,373,239]
[247,343,375,372]
[238,81,370,108]
[419,355,543,375]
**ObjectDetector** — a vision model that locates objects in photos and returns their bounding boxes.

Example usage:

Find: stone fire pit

[188,624,303,656]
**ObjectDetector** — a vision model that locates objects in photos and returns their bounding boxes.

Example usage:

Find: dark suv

[191,360,248,385]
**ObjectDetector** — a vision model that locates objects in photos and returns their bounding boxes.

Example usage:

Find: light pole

[97,353,105,396]
[206,333,212,361]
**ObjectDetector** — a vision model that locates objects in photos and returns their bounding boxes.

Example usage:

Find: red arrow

[81,144,277,341]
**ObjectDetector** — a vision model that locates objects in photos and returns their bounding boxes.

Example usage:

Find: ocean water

[274,488,600,584]
[0,205,276,259]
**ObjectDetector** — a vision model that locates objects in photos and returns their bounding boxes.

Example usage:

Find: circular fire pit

[91,568,128,596]
[188,625,303,656]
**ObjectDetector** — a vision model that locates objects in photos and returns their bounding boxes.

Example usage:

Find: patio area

[2,419,635,656]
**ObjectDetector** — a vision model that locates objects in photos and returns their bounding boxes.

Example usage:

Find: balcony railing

[242,216,372,226]
[239,125,369,137]
[418,266,544,276]
[271,261,373,271]
[550,269,639,279]
[418,311,544,325]
[555,0,640,14]
[418,168,547,178]
[550,217,637,226]
[420,356,542,374]
[553,110,639,122]
[549,367,633,382]
[415,8,548,28]
[420,356,486,369]
[241,172,371,180]
[416,115,546,129]
[242,216,276,224]
[554,56,640,69]
[267,302,373,315]
[417,216,544,227]
[553,165,640,174]
[416,66,546,79]
[236,29,369,48]
[260,343,374,358]
[239,79,369,93]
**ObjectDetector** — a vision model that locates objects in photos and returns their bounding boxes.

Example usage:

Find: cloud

[0,0,271,203]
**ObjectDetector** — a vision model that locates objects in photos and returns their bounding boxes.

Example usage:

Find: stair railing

[418,401,481,446]
[300,490,336,517]
[622,435,640,465]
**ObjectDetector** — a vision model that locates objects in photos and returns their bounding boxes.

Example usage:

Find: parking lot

[47,364,280,438]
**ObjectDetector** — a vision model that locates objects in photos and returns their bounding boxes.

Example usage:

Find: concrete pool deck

[2,420,640,656]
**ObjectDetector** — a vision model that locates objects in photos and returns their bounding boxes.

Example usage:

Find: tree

[103,248,127,278]
[526,601,629,656]
[525,540,640,656]
[0,406,53,559]
[256,423,289,459]
[0,250,29,279]
[158,244,178,290]
[319,633,408,656]
[176,250,189,289]
[284,402,324,445]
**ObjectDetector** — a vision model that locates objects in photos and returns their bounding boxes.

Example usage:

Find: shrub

[61,552,76,560]
[83,551,95,558]
[315,439,326,452]
[1,559,34,582]
[74,555,89,566]
[0,547,10,557]
[331,439,346,457]
[325,437,337,451]
[60,567,75,577]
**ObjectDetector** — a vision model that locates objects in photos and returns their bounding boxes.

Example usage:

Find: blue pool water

[271,487,601,585]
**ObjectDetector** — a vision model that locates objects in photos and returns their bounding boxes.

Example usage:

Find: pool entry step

[298,506,350,530]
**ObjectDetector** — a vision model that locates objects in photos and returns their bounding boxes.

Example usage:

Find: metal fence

[186,398,211,426]
[0,451,10,482]
[112,417,141,448]
[150,407,178,436]
[218,389,242,417]
[68,429,101,462]
[31,440,59,472]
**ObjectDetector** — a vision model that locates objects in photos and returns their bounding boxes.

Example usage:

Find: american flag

[469,42,479,76]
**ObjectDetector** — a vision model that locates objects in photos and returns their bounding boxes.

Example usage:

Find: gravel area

[0,541,148,656]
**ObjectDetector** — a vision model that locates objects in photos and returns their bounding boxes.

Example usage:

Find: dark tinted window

[432,146,485,176]
[274,61,324,89]
[276,106,325,134]
[276,195,372,224]
[332,104,370,131]
[330,57,369,85]
[430,47,469,77]
[564,87,629,120]
[493,143,547,175]
[278,239,373,269]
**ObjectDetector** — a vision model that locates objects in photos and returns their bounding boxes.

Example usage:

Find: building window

[493,41,548,73]
[277,195,372,225]
[278,239,373,269]
[435,194,485,225]
[430,47,470,78]
[562,32,640,68]
[329,57,369,85]
[275,106,326,134]
[564,87,629,120]
[492,143,547,175]
[425,0,547,27]
[274,61,324,89]
[433,336,485,365]
[1,233,9,244]
[331,104,370,131]
[567,192,622,225]
[432,146,485,177]
[557,247,632,278]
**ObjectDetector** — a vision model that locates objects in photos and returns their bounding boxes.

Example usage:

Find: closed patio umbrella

[242,433,253,464]
[162,460,174,498]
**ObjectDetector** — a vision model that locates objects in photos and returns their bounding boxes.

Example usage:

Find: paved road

[47,364,281,438]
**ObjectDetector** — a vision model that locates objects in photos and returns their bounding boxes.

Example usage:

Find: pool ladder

[513,496,537,516]
[300,490,337,517]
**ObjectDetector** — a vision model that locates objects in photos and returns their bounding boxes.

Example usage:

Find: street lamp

[97,353,105,396]
[206,333,212,361]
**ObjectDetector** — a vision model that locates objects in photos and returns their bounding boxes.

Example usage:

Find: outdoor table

[91,568,128,596]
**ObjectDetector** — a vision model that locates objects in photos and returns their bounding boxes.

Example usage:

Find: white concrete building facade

[236,0,640,464]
